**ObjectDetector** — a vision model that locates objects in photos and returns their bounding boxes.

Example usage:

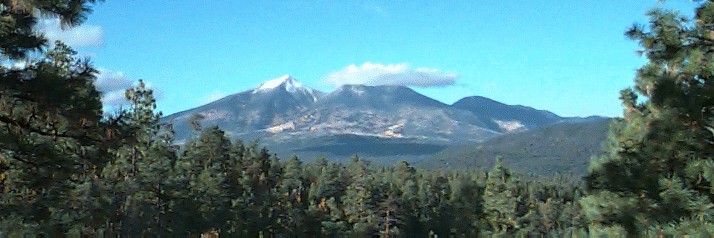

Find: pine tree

[173,125,236,234]
[275,155,309,234]
[483,158,519,234]
[100,81,177,235]
[448,172,485,236]
[0,42,111,235]
[0,1,107,234]
[342,156,379,236]
[390,161,420,236]
[305,158,349,236]
[0,0,101,59]
[584,2,714,234]
[229,145,280,236]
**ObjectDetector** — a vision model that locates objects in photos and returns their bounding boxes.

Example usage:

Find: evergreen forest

[2,0,714,236]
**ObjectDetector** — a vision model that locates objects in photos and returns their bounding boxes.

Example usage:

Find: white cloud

[201,91,227,104]
[94,70,164,116]
[37,18,104,48]
[101,90,129,109]
[95,69,133,108]
[324,62,457,88]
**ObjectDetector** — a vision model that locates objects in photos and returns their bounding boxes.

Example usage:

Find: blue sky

[52,0,698,117]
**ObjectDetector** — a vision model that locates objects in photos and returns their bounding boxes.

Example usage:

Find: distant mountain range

[164,75,593,142]
[163,75,610,171]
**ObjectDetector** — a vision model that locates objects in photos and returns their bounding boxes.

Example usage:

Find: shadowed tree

[0,0,107,235]
[101,81,178,236]
[274,155,310,235]
[342,156,379,236]
[0,0,102,59]
[583,1,714,234]
[0,41,113,235]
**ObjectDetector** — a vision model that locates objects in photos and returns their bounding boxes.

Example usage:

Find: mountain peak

[455,96,499,104]
[252,74,320,102]
[320,83,446,109]
[253,74,311,93]
[255,74,294,91]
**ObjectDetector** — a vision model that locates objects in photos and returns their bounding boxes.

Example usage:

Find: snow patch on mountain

[253,74,319,102]
[382,121,405,138]
[264,121,296,134]
[254,74,304,92]
[256,74,291,91]
[495,120,525,132]
[352,87,366,96]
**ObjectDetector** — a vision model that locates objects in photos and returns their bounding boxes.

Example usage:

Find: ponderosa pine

[583,1,714,234]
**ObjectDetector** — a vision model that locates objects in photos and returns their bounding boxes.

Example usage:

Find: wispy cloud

[37,18,104,48]
[324,62,457,88]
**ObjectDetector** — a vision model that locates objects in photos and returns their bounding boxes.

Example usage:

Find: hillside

[417,118,612,176]
[264,134,446,165]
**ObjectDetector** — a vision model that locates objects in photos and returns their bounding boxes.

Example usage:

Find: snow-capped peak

[257,74,292,90]
[253,75,319,101]
[254,74,304,92]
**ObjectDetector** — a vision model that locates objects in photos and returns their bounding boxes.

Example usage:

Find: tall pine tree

[583,1,714,234]
[0,42,110,235]
[0,0,107,234]
[483,158,519,234]
[101,81,177,236]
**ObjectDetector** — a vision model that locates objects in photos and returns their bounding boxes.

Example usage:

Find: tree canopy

[583,1,714,235]
[3,0,714,236]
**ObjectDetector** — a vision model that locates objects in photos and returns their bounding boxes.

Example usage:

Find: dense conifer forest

[2,0,714,236]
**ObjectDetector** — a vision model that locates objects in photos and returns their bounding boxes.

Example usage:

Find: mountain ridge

[417,117,612,176]
[162,75,608,163]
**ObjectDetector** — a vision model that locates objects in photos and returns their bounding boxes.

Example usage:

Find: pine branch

[0,114,108,145]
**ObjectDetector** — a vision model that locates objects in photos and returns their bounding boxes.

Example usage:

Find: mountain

[316,84,446,110]
[293,84,499,144]
[416,118,612,176]
[451,96,563,132]
[163,74,608,165]
[163,75,322,143]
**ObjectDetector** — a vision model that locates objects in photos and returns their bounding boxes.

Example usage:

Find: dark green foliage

[0,76,592,236]
[583,1,714,235]
[0,1,108,235]
[294,134,447,157]
[275,155,310,234]
[0,42,111,235]
[177,125,236,233]
[483,158,520,234]
[422,118,611,176]
[342,156,379,235]
[100,81,177,236]
[0,0,101,59]
[3,0,714,236]
[0,40,595,236]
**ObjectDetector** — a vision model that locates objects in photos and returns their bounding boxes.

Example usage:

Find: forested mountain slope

[418,118,612,176]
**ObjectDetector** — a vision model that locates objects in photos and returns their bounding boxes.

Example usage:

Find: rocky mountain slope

[164,75,578,146]
[163,75,322,143]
